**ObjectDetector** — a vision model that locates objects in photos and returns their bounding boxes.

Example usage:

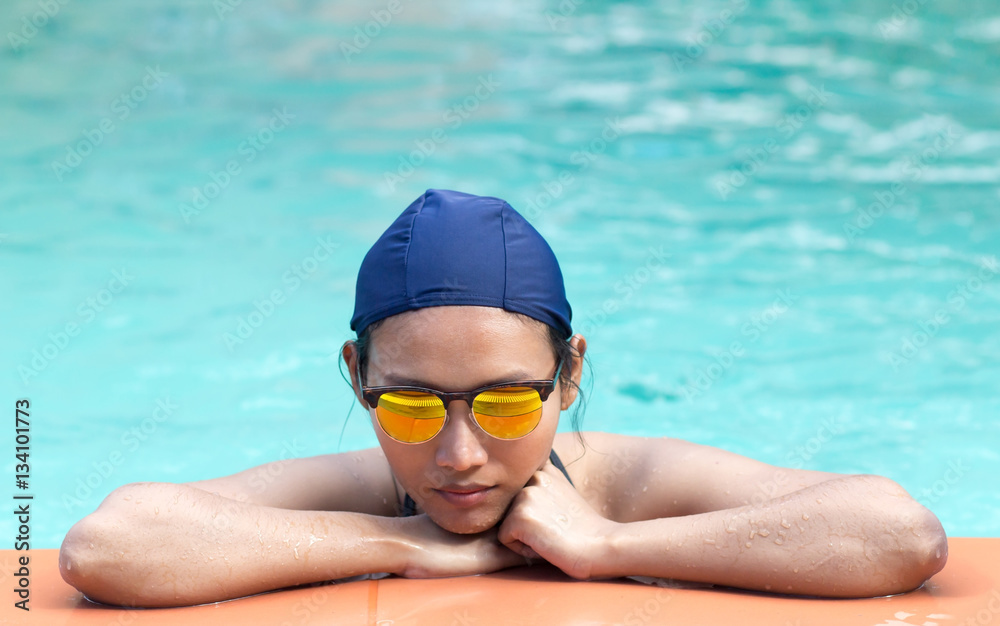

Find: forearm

[60,482,408,607]
[598,475,947,597]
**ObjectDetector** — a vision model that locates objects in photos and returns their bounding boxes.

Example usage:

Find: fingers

[498,537,540,565]
[527,460,568,488]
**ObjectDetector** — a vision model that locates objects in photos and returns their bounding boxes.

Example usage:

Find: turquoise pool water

[1,0,998,548]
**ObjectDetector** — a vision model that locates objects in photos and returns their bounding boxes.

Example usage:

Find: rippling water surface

[1,0,998,545]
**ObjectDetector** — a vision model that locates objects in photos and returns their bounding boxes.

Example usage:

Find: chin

[430,507,505,534]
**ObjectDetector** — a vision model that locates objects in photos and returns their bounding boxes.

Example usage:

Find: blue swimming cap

[351,189,573,339]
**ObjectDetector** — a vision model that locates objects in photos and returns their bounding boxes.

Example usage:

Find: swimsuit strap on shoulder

[548,449,574,486]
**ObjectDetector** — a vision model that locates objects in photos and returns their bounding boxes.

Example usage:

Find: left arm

[498,433,947,597]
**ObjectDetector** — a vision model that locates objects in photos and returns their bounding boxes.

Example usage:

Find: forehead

[367,306,553,388]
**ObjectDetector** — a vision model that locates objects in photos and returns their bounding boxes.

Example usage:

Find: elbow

[60,514,128,606]
[894,504,949,592]
[835,475,949,597]
[59,484,170,607]
[871,478,949,596]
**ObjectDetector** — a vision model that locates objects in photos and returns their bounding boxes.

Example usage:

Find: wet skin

[347,305,585,534]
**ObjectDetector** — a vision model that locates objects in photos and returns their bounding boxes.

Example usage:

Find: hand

[498,461,619,579]
[394,513,528,578]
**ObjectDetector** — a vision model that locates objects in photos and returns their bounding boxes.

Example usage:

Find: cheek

[381,444,450,504]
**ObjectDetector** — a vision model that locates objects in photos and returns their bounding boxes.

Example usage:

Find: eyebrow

[380,370,539,390]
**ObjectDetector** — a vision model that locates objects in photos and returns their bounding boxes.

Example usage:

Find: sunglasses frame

[357,358,565,444]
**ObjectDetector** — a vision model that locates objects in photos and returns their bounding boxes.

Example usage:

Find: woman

[59,189,947,608]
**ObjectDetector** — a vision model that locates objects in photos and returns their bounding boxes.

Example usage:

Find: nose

[434,401,489,472]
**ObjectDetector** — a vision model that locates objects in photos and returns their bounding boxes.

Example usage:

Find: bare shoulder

[553,432,840,523]
[184,446,400,516]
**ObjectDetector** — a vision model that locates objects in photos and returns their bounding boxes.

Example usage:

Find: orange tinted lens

[376,391,446,443]
[472,387,543,439]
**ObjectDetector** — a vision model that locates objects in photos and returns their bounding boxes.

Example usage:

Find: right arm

[59,449,523,607]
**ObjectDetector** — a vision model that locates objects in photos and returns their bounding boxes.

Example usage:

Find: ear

[560,333,587,411]
[341,340,369,408]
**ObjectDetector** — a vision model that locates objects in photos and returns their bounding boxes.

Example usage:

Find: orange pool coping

[2,538,998,625]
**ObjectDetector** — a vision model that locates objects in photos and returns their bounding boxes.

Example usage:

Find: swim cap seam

[500,202,509,309]
[401,192,425,303]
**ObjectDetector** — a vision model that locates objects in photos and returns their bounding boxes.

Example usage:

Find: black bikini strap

[401,492,417,517]
[399,449,574,517]
[548,449,574,487]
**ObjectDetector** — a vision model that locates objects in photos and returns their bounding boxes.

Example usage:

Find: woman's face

[356,306,570,534]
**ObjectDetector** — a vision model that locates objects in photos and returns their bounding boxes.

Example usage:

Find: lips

[434,484,494,508]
